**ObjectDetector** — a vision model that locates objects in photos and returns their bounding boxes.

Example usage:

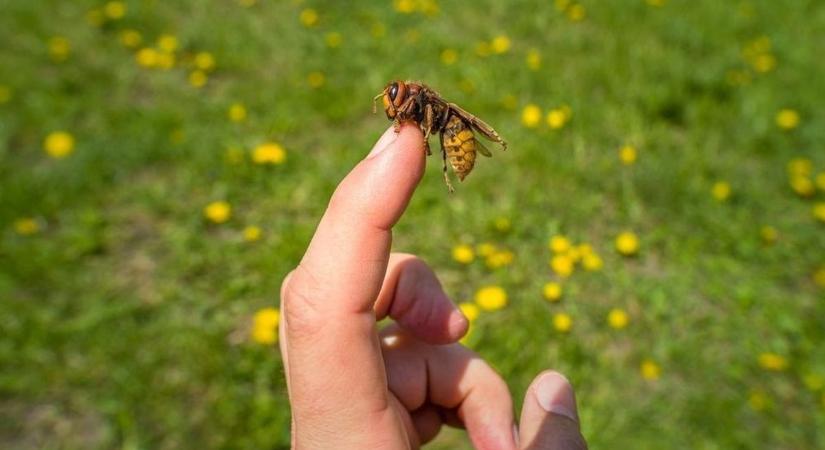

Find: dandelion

[228,103,247,122]
[526,49,541,71]
[786,157,812,176]
[156,52,175,70]
[251,307,280,344]
[0,84,11,104]
[748,390,769,411]
[553,312,572,333]
[459,302,480,322]
[243,225,262,242]
[521,104,542,128]
[136,47,159,68]
[711,181,731,201]
[14,218,39,236]
[549,235,571,253]
[486,250,514,269]
[476,242,497,257]
[204,201,231,224]
[640,359,661,380]
[567,3,586,21]
[43,131,75,158]
[194,52,216,71]
[119,29,142,48]
[607,308,629,329]
[615,231,639,256]
[758,352,788,371]
[550,254,574,277]
[752,53,776,73]
[393,0,416,13]
[759,226,778,245]
[157,34,179,53]
[619,145,637,165]
[474,285,507,311]
[252,142,287,165]
[543,282,563,302]
[813,202,825,223]
[440,48,458,65]
[452,244,475,264]
[104,1,126,19]
[814,267,825,288]
[299,8,319,27]
[775,109,800,130]
[307,71,325,88]
[325,32,343,48]
[493,217,511,232]
[582,253,603,271]
[816,172,825,191]
[491,35,511,54]
[546,108,569,129]
[789,176,815,197]
[564,246,581,263]
[48,36,71,62]
[803,373,825,391]
[189,70,208,88]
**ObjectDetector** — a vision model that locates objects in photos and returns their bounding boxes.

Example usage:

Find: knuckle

[281,265,326,338]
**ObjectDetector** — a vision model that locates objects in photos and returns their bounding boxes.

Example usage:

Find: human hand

[279,123,587,449]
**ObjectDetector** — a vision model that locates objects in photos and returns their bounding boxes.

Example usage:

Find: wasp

[373,80,507,192]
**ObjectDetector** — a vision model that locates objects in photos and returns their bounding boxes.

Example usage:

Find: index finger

[281,123,426,438]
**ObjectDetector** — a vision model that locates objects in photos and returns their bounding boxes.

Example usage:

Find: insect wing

[447,103,505,148]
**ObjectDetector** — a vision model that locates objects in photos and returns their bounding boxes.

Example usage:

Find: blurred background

[1,0,824,448]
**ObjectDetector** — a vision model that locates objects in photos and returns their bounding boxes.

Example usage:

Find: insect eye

[389,82,399,101]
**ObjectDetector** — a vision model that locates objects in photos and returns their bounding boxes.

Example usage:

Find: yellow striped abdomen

[442,116,476,181]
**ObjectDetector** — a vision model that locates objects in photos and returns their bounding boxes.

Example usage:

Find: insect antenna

[372,93,383,114]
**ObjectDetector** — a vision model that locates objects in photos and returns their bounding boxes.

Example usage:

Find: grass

[1,0,824,448]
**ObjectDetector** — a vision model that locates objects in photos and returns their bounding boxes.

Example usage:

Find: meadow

[1,0,824,448]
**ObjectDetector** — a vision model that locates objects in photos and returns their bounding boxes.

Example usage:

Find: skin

[279,123,588,449]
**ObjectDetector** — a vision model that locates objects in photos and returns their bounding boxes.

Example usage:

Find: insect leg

[439,135,455,193]
[423,103,434,156]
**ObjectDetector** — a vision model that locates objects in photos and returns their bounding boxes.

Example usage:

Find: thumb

[518,371,587,450]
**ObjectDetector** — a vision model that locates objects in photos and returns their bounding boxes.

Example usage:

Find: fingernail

[367,125,398,159]
[512,423,520,447]
[534,372,578,422]
[448,310,469,338]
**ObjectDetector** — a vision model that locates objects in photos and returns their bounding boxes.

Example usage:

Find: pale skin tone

[279,123,588,449]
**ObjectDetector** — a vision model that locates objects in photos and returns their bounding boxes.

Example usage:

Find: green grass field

[2,0,825,448]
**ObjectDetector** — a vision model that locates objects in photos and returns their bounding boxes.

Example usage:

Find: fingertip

[448,309,470,340]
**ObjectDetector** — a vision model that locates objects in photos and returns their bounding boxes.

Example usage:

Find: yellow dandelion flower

[14,218,40,236]
[546,108,568,129]
[567,3,586,21]
[252,142,287,165]
[135,47,159,68]
[816,172,825,191]
[394,0,416,13]
[640,359,661,380]
[228,103,247,122]
[156,51,175,70]
[790,176,815,197]
[440,48,458,65]
[813,202,825,223]
[459,302,480,322]
[474,285,507,311]
[476,242,497,257]
[475,41,491,57]
[452,244,475,264]
[299,8,319,26]
[748,390,768,411]
[194,52,216,71]
[157,34,179,53]
[752,53,776,73]
[565,246,582,263]
[307,71,325,88]
[712,181,731,201]
[802,373,824,392]
[251,307,280,344]
[243,225,262,242]
[43,131,75,159]
[48,36,71,62]
[775,109,800,130]
[577,243,593,255]
[619,145,637,165]
[814,267,825,288]
[582,253,603,271]
[526,49,541,71]
[0,84,11,104]
[521,104,542,128]
[325,32,342,48]
[549,235,571,253]
[615,231,639,256]
[553,312,572,333]
[486,250,514,269]
[104,1,126,19]
[550,254,574,277]
[759,226,778,245]
[758,352,788,371]
[86,9,105,27]
[493,217,511,232]
[607,308,629,329]
[119,29,142,48]
[786,157,812,176]
[543,282,563,302]
[204,201,231,224]
[491,35,511,54]
[189,70,207,88]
